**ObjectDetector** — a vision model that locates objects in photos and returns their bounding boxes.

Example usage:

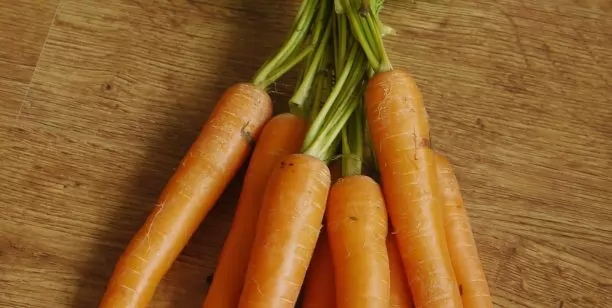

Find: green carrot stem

[289,9,332,109]
[301,42,359,151]
[340,0,380,71]
[341,0,392,73]
[252,0,318,89]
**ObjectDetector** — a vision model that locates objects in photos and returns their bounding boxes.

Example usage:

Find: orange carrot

[365,69,462,308]
[238,153,331,308]
[434,154,492,307]
[326,175,390,308]
[300,161,340,308]
[388,234,414,308]
[202,113,308,308]
[301,228,336,308]
[99,83,272,308]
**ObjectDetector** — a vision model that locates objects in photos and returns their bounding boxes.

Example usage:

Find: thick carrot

[365,69,462,308]
[99,83,272,308]
[202,113,308,308]
[326,175,390,308]
[238,153,331,308]
[301,228,336,308]
[388,234,414,308]
[434,154,492,307]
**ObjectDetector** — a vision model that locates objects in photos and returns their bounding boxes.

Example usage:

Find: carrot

[101,0,326,304]
[365,68,462,308]
[434,154,492,307]
[388,234,414,308]
[301,228,336,308]
[237,153,331,308]
[338,1,463,306]
[99,83,272,308]
[238,2,371,306]
[202,113,308,308]
[327,175,390,308]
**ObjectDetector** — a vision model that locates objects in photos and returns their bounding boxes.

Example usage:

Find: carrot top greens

[252,0,322,89]
[340,0,392,73]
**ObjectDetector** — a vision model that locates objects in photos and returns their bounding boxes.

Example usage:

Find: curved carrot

[365,69,462,308]
[202,113,308,308]
[238,153,331,308]
[99,83,272,308]
[301,228,336,308]
[326,175,390,308]
[388,235,414,308]
[434,154,492,307]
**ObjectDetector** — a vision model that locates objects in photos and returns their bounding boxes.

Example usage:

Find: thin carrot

[340,1,463,306]
[365,68,462,308]
[202,113,308,308]
[327,175,390,308]
[301,228,336,308]
[99,83,272,308]
[388,234,414,308]
[237,153,331,308]
[434,154,492,307]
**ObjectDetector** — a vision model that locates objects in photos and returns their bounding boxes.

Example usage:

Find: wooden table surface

[1,0,611,307]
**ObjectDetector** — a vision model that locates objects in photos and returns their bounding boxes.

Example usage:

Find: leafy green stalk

[302,9,369,163]
[340,0,391,73]
[289,0,333,112]
[252,0,320,89]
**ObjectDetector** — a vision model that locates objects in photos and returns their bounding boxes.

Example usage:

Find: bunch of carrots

[98,0,492,307]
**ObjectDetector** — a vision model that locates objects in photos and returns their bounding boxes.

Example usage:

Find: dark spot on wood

[542,43,551,56]
[206,273,214,284]
[459,284,463,295]
[102,83,112,91]
[476,118,485,130]
[288,163,294,166]
[349,216,358,221]
[439,17,450,28]
[558,300,564,308]
[280,161,285,168]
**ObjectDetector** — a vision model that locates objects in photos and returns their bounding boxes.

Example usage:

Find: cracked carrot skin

[301,228,336,308]
[388,234,414,308]
[326,175,390,308]
[203,113,308,308]
[434,154,492,308]
[365,69,462,308]
[99,83,272,308]
[238,153,331,308]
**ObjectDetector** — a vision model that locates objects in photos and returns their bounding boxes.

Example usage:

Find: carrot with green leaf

[100,1,321,306]
[434,154,492,308]
[202,1,332,306]
[237,5,372,307]
[340,0,463,307]
[325,11,390,306]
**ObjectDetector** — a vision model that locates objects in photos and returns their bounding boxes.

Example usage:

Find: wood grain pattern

[0,0,610,307]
